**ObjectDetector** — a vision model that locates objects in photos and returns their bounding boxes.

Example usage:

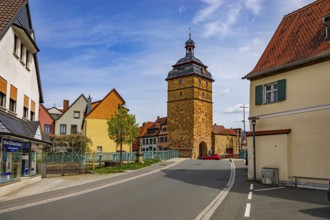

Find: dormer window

[13,34,34,69]
[322,14,330,41]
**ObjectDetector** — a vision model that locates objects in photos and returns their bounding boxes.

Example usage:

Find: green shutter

[277,79,286,101]
[255,85,263,105]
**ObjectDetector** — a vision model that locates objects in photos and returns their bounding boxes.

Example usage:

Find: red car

[202,154,221,160]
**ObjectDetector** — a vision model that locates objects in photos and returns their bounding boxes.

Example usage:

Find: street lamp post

[250,117,258,182]
[240,104,248,165]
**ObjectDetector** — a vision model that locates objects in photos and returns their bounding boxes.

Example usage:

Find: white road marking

[194,160,236,220]
[254,187,284,192]
[0,161,182,214]
[250,184,253,190]
[244,203,251,217]
[248,192,252,200]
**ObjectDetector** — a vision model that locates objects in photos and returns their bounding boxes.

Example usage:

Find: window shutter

[277,79,286,101]
[255,85,263,105]
[10,85,17,101]
[0,77,7,94]
[31,100,35,112]
[24,95,29,108]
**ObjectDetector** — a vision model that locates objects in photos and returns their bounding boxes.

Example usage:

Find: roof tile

[244,0,330,79]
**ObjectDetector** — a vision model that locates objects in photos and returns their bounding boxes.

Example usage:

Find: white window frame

[97,146,102,153]
[264,82,278,104]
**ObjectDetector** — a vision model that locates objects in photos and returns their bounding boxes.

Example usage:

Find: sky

[29,0,315,130]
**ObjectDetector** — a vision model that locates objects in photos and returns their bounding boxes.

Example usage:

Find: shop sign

[3,139,22,152]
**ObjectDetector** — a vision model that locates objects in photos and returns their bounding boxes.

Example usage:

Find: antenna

[189,27,191,39]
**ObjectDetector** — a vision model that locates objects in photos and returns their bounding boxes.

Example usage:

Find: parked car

[202,154,220,160]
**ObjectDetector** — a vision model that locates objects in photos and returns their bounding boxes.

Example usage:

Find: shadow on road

[299,207,330,219]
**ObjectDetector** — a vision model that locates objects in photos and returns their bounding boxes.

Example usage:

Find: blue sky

[29,0,314,129]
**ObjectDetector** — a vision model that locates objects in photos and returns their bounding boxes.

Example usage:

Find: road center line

[250,184,253,190]
[244,203,251,217]
[0,161,181,214]
[194,160,236,220]
[248,192,252,200]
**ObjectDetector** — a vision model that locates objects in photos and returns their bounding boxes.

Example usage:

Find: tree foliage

[107,107,139,148]
[46,134,92,154]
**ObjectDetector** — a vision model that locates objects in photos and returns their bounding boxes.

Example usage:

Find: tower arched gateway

[166,33,214,158]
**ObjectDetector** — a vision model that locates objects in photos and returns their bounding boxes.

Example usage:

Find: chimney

[87,95,92,114]
[63,100,69,112]
[323,15,330,41]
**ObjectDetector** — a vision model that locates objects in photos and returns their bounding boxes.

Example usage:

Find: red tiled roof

[244,0,330,79]
[138,122,154,137]
[212,125,237,136]
[246,129,291,137]
[0,0,25,35]
[155,116,167,125]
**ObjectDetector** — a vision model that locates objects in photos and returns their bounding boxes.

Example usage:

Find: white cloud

[192,0,224,24]
[178,5,186,14]
[253,38,263,45]
[244,0,262,14]
[239,45,251,53]
[224,104,249,114]
[219,88,231,95]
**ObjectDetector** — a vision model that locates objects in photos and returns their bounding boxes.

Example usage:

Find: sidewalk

[0,158,186,202]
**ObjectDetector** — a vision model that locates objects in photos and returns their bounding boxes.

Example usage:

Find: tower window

[202,92,205,97]
[179,79,182,85]
[199,79,201,84]
[180,92,182,97]
[206,82,208,87]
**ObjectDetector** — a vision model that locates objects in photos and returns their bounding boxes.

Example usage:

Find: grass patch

[90,159,161,174]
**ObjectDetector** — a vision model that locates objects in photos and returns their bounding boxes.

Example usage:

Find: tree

[107,107,139,165]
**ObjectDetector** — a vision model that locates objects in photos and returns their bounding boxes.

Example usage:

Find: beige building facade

[243,0,330,187]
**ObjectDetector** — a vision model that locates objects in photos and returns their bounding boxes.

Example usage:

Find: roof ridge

[284,0,323,18]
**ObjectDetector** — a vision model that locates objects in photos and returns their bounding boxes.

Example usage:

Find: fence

[38,162,82,178]
[37,150,179,176]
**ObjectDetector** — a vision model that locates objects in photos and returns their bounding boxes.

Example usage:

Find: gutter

[242,52,330,80]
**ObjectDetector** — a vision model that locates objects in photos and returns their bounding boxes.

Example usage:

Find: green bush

[90,159,161,174]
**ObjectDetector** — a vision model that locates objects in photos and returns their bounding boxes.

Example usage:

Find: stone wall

[167,75,213,158]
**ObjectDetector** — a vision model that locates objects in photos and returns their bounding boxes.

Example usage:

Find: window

[153,138,156,144]
[97,146,102,153]
[14,35,20,57]
[161,126,167,132]
[23,107,28,118]
[179,79,182,85]
[255,79,286,105]
[71,125,77,134]
[20,43,26,64]
[74,111,80,119]
[143,139,146,145]
[60,124,67,134]
[30,111,35,121]
[180,92,182,97]
[199,79,201,84]
[146,139,149,145]
[206,82,208,87]
[9,99,16,113]
[150,138,152,144]
[202,92,205,97]
[44,125,51,134]
[26,51,32,69]
[0,92,6,108]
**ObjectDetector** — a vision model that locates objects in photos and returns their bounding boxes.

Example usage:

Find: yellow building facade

[84,89,130,153]
[243,0,330,187]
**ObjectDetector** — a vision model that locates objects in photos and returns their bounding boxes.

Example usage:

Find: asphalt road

[213,160,330,220]
[0,159,231,220]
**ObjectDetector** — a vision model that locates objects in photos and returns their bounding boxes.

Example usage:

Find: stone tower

[166,34,214,159]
